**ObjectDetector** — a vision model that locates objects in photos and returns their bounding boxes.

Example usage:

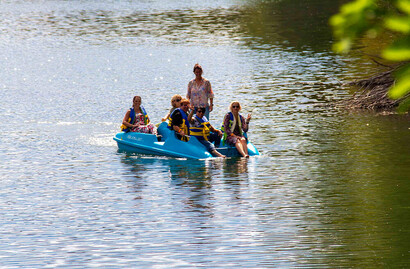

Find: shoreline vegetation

[337,63,409,112]
[330,0,410,112]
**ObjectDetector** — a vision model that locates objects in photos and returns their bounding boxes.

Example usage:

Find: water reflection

[167,159,215,219]
[294,112,410,267]
[2,0,350,51]
[240,0,351,51]
[119,155,254,217]
[221,157,249,176]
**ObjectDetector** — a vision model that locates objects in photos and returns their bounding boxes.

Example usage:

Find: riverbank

[338,64,409,111]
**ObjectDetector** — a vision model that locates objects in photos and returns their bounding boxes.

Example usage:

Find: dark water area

[1,0,409,268]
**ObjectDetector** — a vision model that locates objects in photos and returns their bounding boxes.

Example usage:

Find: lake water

[1,0,409,268]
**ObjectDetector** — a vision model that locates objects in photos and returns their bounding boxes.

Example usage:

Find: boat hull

[113,122,259,159]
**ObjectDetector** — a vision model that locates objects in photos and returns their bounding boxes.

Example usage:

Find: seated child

[188,107,225,158]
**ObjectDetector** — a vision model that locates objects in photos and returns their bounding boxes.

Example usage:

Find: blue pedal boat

[113,122,259,159]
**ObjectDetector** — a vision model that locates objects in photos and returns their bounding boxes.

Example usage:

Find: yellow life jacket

[189,115,211,140]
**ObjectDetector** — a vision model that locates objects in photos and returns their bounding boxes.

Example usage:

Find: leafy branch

[330,0,410,111]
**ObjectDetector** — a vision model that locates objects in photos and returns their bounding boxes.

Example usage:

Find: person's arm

[188,108,195,124]
[173,125,181,132]
[223,114,233,137]
[162,112,170,122]
[210,123,223,137]
[242,115,249,133]
[122,110,135,128]
[207,80,214,112]
[170,112,180,129]
[187,81,192,99]
[173,125,186,136]
[171,112,186,136]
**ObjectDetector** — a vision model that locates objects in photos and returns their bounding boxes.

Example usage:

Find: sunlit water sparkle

[1,0,409,268]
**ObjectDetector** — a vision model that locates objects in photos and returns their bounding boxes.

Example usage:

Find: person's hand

[180,130,186,136]
[217,130,223,137]
[209,104,213,112]
[246,114,252,123]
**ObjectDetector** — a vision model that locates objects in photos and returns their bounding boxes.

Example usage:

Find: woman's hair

[229,101,241,112]
[133,96,141,102]
[180,98,190,105]
[170,94,182,108]
[171,94,182,103]
[193,63,203,73]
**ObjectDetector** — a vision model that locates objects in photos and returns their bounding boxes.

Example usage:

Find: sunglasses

[232,105,239,108]
[175,99,181,102]
[197,110,204,113]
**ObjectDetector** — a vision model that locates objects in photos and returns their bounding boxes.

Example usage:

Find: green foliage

[330,0,383,53]
[382,36,410,61]
[397,94,410,111]
[385,16,410,34]
[331,0,410,110]
[389,64,410,98]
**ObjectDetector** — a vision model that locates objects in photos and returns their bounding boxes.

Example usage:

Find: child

[188,107,225,158]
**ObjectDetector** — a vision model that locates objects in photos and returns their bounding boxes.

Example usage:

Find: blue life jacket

[121,106,149,132]
[167,108,190,141]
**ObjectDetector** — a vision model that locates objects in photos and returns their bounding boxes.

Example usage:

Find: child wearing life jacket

[188,107,225,158]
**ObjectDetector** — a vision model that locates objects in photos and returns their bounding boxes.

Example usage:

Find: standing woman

[222,101,252,158]
[187,64,214,120]
[121,96,157,135]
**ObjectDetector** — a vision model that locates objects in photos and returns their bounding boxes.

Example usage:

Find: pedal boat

[113,122,259,159]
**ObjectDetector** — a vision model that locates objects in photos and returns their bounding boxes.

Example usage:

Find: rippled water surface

[1,0,409,268]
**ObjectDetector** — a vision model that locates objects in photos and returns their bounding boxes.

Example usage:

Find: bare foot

[213,150,226,158]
